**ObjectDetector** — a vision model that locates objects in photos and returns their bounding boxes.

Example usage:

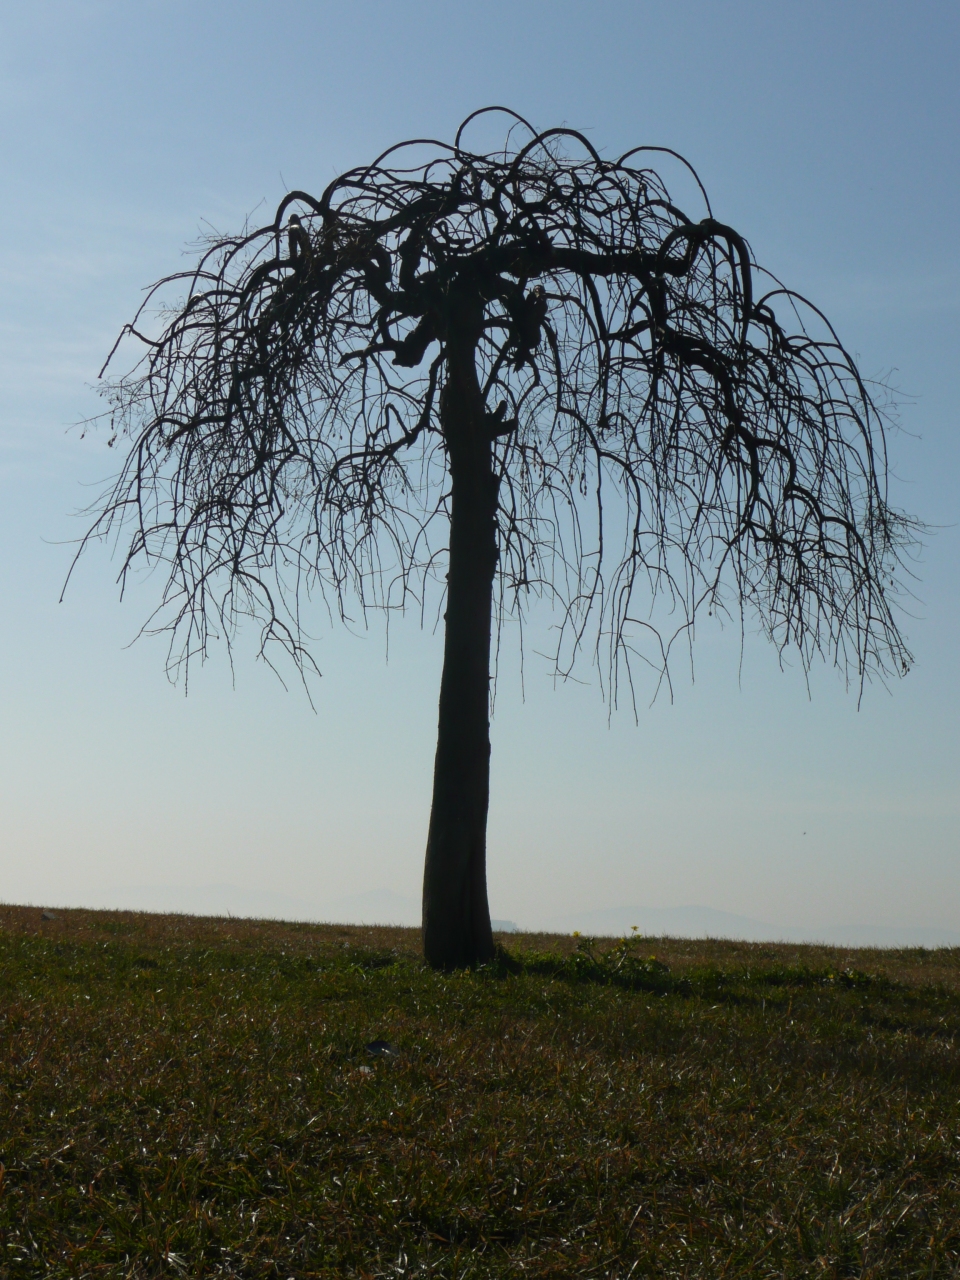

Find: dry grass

[1,904,959,1277]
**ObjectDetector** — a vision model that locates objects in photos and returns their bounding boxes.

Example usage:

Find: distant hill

[33,884,960,949]
[549,904,960,949]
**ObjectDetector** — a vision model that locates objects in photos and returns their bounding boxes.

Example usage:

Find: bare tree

[81,109,916,969]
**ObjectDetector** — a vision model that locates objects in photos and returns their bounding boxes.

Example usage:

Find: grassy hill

[1,905,959,1277]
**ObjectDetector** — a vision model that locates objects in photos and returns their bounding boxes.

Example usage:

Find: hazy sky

[0,0,957,937]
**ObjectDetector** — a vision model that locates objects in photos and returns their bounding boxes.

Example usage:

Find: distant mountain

[79,882,325,922]
[548,904,960,949]
[43,883,520,933]
[550,903,785,942]
[33,883,960,950]
[323,892,519,932]
[803,923,960,948]
[322,890,420,927]
[65,883,419,926]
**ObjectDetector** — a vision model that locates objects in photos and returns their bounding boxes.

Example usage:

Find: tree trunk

[422,335,498,970]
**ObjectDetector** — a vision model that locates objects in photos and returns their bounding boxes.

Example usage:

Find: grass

[1,906,960,1277]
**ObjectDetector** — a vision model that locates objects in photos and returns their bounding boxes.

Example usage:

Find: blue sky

[0,0,957,939]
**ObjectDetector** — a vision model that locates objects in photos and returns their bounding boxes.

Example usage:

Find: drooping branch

[78,110,917,696]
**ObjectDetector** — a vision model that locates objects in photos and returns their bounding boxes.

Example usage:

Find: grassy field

[1,906,959,1278]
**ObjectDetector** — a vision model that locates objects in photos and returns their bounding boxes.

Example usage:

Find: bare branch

[80,114,918,700]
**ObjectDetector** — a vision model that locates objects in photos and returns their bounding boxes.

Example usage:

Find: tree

[82,109,915,970]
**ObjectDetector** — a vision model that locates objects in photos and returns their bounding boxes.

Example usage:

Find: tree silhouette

[83,109,915,969]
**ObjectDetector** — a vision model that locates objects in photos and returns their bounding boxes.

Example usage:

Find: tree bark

[422,330,498,969]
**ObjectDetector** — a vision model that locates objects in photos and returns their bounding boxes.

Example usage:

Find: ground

[1,905,959,1277]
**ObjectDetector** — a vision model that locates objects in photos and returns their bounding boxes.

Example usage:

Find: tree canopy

[82,109,916,966]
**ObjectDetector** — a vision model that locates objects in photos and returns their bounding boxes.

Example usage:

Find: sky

[0,0,957,941]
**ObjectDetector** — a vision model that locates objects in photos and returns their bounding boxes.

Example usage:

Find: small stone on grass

[365,1039,399,1058]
